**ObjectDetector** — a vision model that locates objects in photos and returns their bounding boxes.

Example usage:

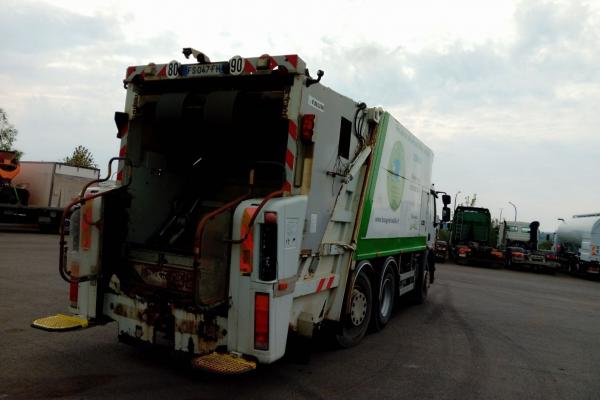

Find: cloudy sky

[1,0,598,231]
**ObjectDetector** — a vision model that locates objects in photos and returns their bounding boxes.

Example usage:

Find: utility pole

[508,201,517,221]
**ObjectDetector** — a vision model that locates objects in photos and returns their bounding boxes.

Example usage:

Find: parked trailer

[0,156,99,232]
[555,213,600,275]
[33,50,451,373]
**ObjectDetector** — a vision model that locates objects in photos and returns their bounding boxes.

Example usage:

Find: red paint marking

[316,278,325,293]
[326,276,334,289]
[268,55,278,69]
[288,120,297,141]
[286,55,298,68]
[244,59,257,74]
[116,171,123,181]
[126,66,136,79]
[285,149,294,169]
[158,65,167,77]
[119,145,127,157]
[282,181,291,192]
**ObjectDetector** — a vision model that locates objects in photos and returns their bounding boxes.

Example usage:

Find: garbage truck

[34,50,451,373]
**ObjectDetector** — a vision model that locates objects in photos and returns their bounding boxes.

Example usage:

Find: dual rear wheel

[336,254,429,347]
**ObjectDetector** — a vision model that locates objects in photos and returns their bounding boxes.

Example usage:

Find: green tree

[63,145,97,168]
[0,108,23,159]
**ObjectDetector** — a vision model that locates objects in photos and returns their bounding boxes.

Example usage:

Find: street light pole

[508,201,517,221]
[453,191,461,215]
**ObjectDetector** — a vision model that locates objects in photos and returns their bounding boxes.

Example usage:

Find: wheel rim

[350,288,368,326]
[380,275,394,318]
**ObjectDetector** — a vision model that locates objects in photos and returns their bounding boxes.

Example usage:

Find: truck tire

[410,255,429,304]
[336,270,373,348]
[371,257,397,332]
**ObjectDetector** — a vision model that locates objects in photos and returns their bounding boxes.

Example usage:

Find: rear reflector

[301,114,315,142]
[240,207,258,275]
[69,262,79,308]
[81,201,93,251]
[254,292,269,351]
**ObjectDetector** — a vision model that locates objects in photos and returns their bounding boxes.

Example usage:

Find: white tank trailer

[555,213,600,275]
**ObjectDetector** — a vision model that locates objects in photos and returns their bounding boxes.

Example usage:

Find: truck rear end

[451,206,502,265]
[34,51,451,372]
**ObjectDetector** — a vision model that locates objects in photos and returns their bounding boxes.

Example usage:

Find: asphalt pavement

[1,232,600,399]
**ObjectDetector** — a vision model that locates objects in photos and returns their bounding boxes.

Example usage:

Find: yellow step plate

[191,352,257,375]
[31,314,89,331]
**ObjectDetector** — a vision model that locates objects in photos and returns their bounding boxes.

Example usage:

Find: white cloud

[1,0,598,231]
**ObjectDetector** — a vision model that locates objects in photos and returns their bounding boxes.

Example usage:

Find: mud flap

[191,352,256,375]
[31,314,89,331]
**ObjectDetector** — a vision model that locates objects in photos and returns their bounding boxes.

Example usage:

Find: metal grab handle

[59,157,133,284]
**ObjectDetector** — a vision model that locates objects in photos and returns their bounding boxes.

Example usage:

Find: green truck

[450,206,503,265]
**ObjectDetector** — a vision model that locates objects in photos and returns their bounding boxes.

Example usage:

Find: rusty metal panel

[197,210,232,305]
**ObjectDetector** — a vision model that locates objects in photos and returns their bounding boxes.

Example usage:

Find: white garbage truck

[34,50,451,373]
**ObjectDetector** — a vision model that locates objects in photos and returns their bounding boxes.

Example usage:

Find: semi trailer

[0,152,99,232]
[34,50,450,373]
[555,213,600,276]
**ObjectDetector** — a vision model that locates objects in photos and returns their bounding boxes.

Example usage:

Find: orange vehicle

[0,151,29,205]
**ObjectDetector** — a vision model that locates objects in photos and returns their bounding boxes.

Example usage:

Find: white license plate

[459,254,466,258]
[183,63,226,78]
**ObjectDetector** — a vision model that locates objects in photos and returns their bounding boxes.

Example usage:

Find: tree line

[1,108,97,168]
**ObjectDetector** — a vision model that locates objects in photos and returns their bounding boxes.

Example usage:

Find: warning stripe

[316,275,337,293]
[288,120,297,141]
[116,143,127,182]
[244,59,257,74]
[124,55,306,84]
[283,118,298,193]
[285,149,294,170]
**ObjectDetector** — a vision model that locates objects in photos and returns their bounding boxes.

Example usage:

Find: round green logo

[386,141,405,211]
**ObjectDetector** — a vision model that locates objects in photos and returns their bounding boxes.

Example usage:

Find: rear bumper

[104,293,228,356]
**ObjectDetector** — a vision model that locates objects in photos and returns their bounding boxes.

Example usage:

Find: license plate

[531,256,543,261]
[182,63,227,78]
[38,216,52,223]
[588,266,599,273]
[459,254,466,258]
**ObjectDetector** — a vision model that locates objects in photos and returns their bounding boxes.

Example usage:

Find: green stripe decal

[355,236,426,260]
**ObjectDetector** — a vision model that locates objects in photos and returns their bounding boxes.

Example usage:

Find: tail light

[240,207,257,275]
[69,262,79,308]
[81,201,93,251]
[546,254,557,261]
[254,292,270,350]
[513,252,524,258]
[458,247,471,254]
[259,212,277,281]
[301,114,315,142]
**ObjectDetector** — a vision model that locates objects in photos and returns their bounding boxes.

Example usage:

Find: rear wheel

[410,254,429,304]
[336,270,373,348]
[372,257,397,331]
